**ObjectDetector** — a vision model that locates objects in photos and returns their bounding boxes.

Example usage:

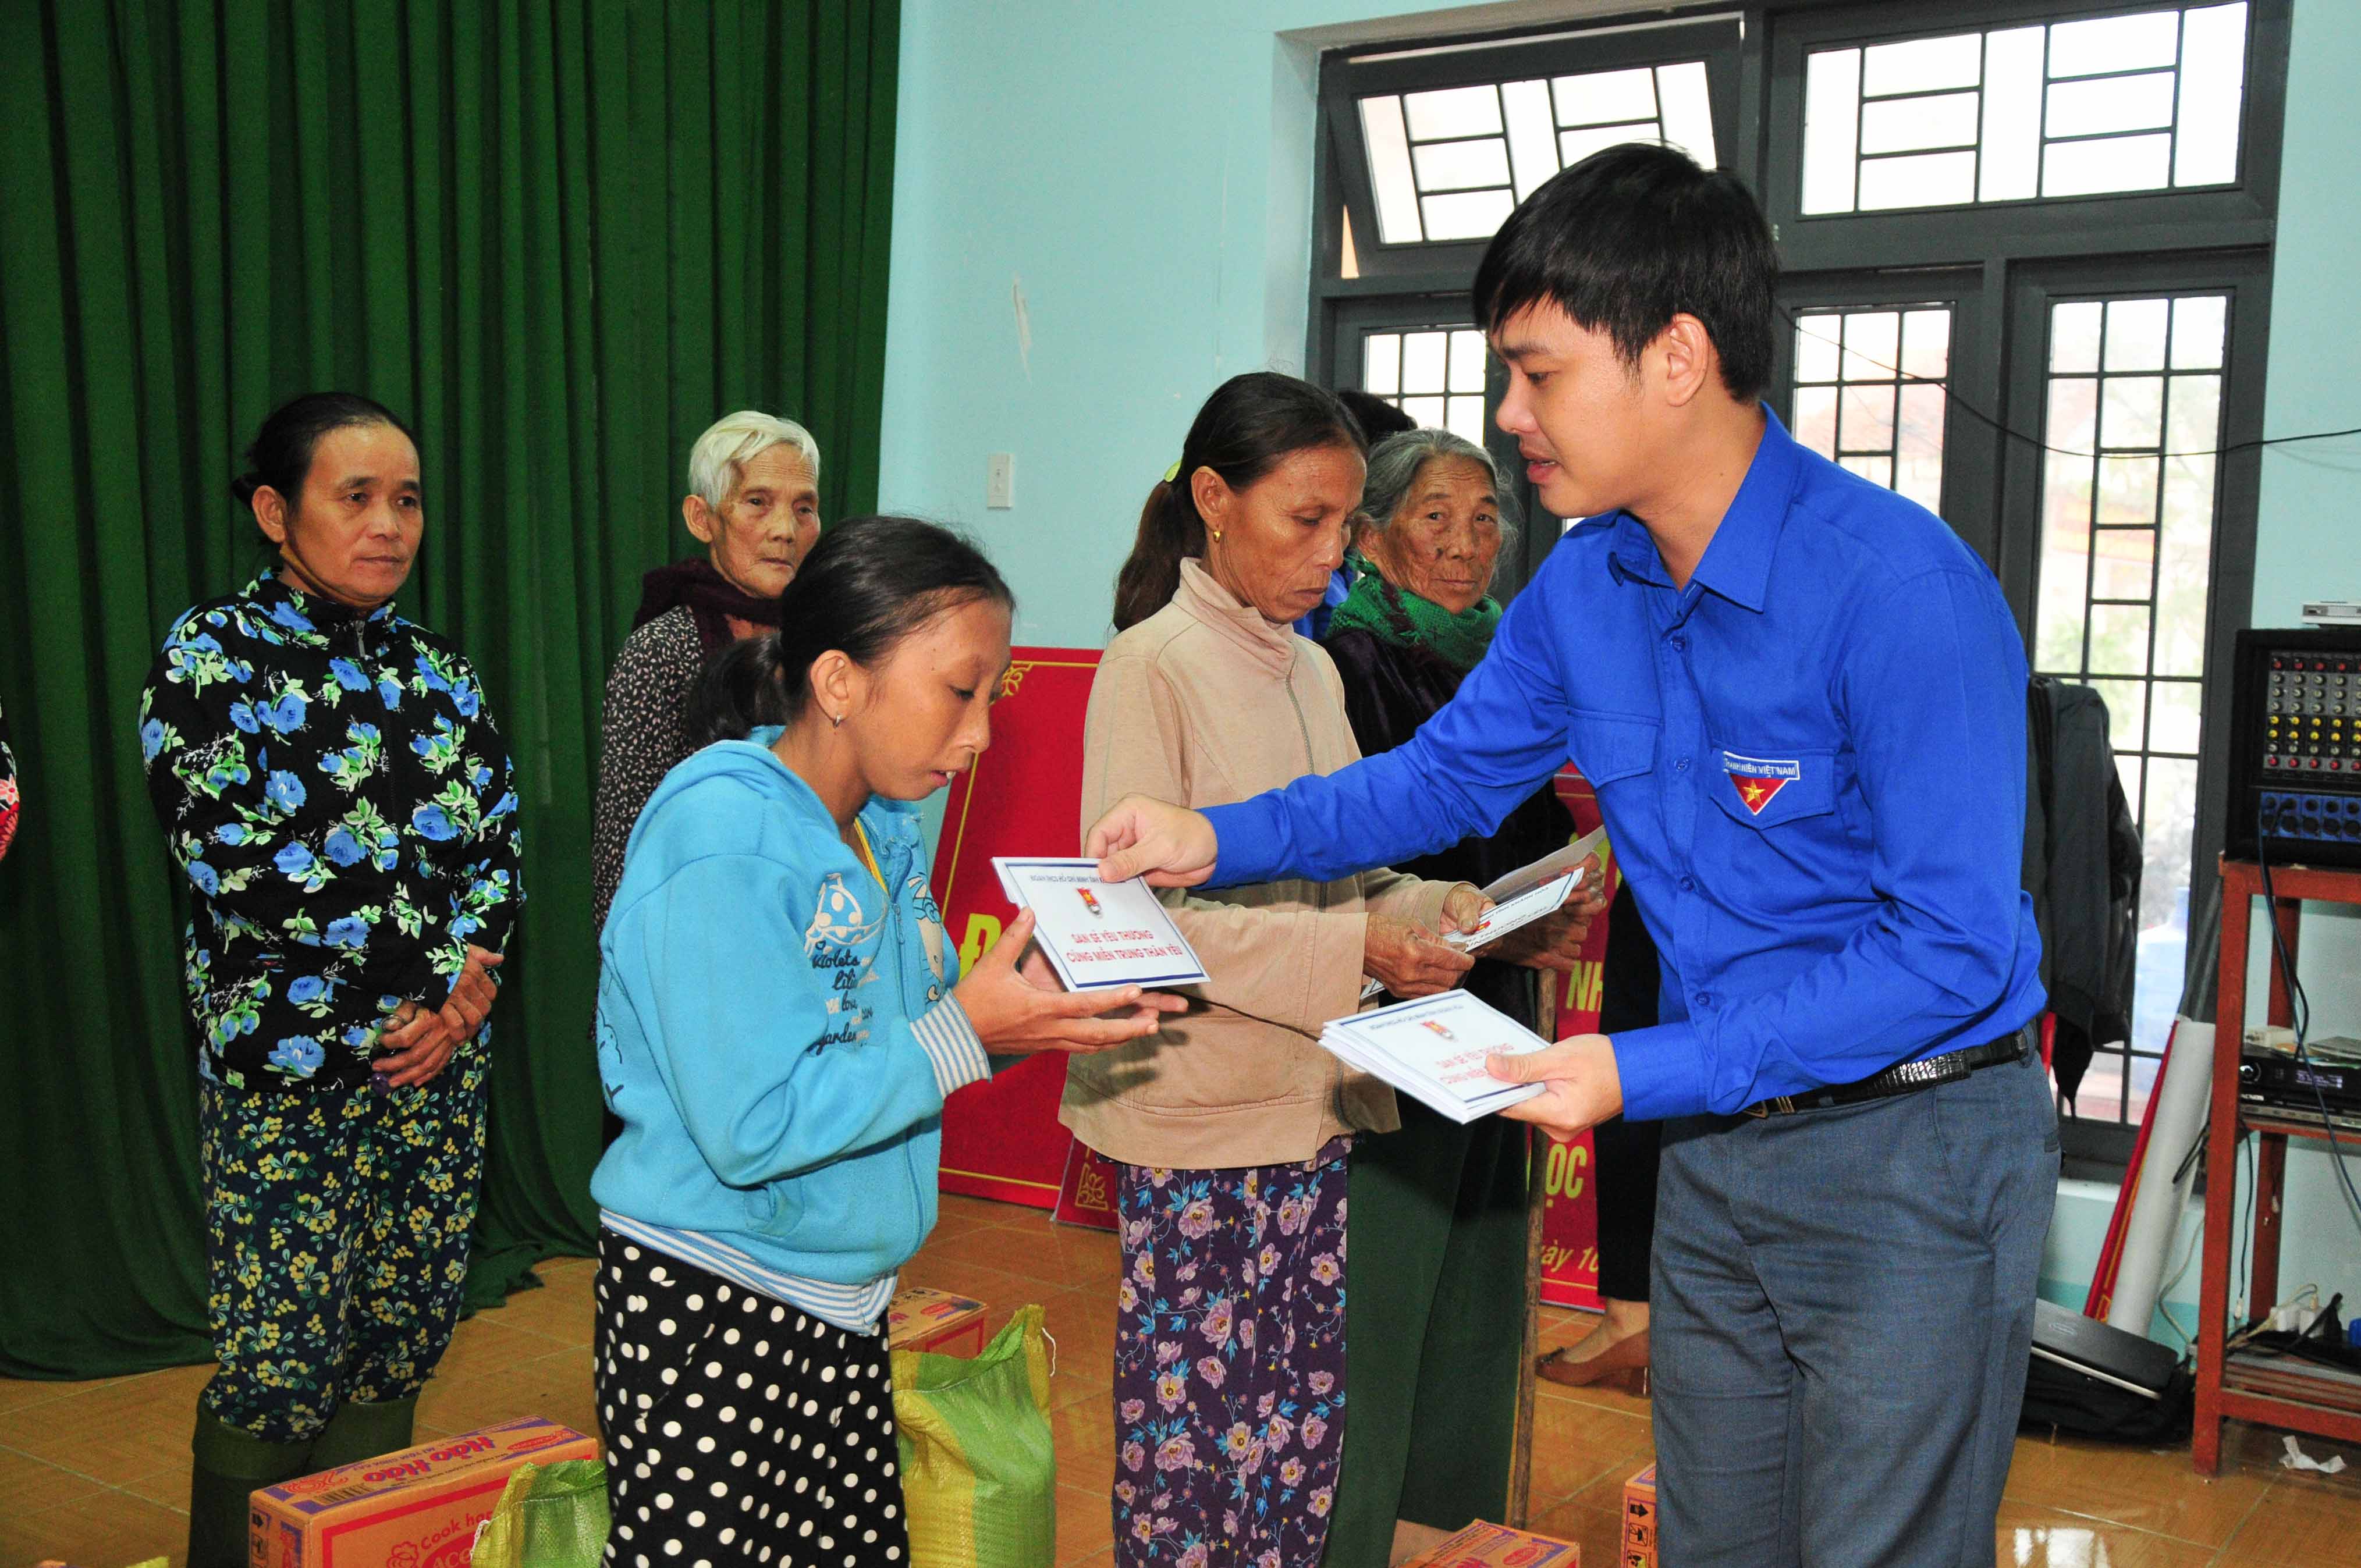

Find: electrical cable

[2252,817,2361,1244]
[1784,310,2361,462]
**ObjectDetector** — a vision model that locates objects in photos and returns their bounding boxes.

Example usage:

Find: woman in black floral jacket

[137,392,524,1568]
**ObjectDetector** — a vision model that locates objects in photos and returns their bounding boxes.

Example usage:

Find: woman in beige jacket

[1066,372,1483,1567]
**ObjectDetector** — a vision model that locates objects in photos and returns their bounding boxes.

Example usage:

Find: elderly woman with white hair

[591,410,823,936]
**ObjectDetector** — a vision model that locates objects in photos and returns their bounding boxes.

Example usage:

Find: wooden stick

[1509,970,1555,1528]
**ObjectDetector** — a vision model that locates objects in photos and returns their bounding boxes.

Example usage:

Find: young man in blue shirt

[1091,145,2058,1565]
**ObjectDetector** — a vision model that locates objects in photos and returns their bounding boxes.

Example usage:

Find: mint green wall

[2242,0,2361,1318]
[878,0,2361,1319]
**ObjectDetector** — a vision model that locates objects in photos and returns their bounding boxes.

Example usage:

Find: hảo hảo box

[248,1414,600,1568]
[1403,1519,1581,1566]
[885,1286,989,1357]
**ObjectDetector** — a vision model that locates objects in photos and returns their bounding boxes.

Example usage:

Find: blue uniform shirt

[1203,410,2046,1120]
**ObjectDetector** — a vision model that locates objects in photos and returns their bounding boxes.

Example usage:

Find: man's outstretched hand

[1488,1032,1625,1139]
[1088,795,1219,887]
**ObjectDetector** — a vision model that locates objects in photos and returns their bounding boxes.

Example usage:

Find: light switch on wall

[986,453,1015,510]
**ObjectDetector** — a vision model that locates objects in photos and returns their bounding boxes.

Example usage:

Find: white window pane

[1554,67,1657,127]
[1404,84,1501,143]
[2043,131,2172,197]
[1445,396,1487,446]
[1558,123,1660,168]
[1502,78,1558,201]
[2051,301,2104,373]
[2101,376,2165,450]
[2151,680,2203,754]
[1412,138,1511,193]
[1402,331,1449,394]
[2091,528,2156,601]
[1341,207,1360,280]
[1802,48,1862,214]
[2090,603,2152,677]
[1902,309,1952,381]
[1897,383,1948,512]
[2048,10,2182,77]
[1360,97,1423,244]
[1364,333,1401,396]
[1861,91,1980,154]
[2170,295,2227,370]
[2140,755,2199,931]
[2157,453,2217,677]
[1839,383,1897,455]
[2046,72,2177,139]
[1858,149,1977,210]
[1655,62,1717,167]
[2175,3,2248,186]
[1794,318,1842,385]
[2099,454,2161,525]
[2164,372,2221,456]
[1841,454,1895,488]
[1861,33,1982,97]
[1841,311,1900,382]
[1447,330,1487,394]
[1418,188,1516,241]
[2104,298,2171,373]
[1979,26,2046,201]
[2110,695,2161,774]
[1793,385,1839,455]
[2036,501,2092,672]
[1400,395,1446,428]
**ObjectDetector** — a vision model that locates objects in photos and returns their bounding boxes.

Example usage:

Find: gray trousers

[1650,1043,2059,1567]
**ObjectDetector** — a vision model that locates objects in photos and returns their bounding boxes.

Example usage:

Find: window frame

[1763,0,2292,272]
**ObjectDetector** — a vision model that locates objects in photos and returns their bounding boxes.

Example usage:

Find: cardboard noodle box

[1622,1463,1658,1567]
[1403,1520,1581,1566]
[248,1415,599,1568]
[886,1286,989,1357]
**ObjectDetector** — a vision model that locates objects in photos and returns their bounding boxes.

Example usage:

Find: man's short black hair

[1472,143,1778,403]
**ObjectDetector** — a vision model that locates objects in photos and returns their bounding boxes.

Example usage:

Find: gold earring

[1210,528,1223,542]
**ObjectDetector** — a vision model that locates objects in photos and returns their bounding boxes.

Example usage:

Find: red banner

[929,649,1103,1209]
[1536,770,1611,1311]
[1055,1140,1123,1232]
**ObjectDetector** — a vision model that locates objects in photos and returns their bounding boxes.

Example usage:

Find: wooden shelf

[2193,855,2361,1474]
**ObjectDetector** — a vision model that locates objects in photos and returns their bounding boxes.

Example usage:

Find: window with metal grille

[2030,291,2228,1123]
[1357,62,1719,244]
[1788,306,1953,511]
[1800,3,2250,215]
[1361,325,1491,446]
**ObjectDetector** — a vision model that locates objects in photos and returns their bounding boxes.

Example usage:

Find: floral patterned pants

[1110,1138,1350,1568]
[197,1053,487,1443]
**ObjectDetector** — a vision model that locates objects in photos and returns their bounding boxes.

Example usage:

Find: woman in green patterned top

[137,392,524,1568]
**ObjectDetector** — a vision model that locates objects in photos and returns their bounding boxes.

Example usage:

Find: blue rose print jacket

[137,570,524,1091]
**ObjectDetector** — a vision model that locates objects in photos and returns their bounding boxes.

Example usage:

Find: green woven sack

[469,1457,611,1568]
[892,1304,1056,1568]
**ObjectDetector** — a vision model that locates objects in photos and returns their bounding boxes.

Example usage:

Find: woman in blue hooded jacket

[591,515,1181,1568]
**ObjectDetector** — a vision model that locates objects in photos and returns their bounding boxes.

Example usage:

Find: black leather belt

[1740,1032,2030,1118]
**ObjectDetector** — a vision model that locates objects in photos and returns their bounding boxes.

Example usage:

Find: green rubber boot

[306,1392,420,1471]
[188,1407,316,1568]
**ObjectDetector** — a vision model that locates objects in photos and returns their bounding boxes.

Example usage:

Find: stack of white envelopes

[1320,989,1553,1123]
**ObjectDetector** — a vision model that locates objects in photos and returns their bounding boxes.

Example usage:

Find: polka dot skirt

[593,1228,911,1567]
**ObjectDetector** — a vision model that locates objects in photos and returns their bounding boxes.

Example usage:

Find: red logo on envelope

[1721,752,1801,815]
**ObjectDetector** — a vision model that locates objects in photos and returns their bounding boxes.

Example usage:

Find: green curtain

[0,0,899,1379]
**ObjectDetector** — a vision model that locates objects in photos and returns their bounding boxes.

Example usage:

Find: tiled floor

[3,1194,2358,1566]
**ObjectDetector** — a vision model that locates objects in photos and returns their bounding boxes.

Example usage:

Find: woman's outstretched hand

[954,909,1189,1055]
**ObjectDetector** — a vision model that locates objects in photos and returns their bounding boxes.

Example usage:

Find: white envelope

[1319,989,1551,1123]
[991,857,1210,991]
